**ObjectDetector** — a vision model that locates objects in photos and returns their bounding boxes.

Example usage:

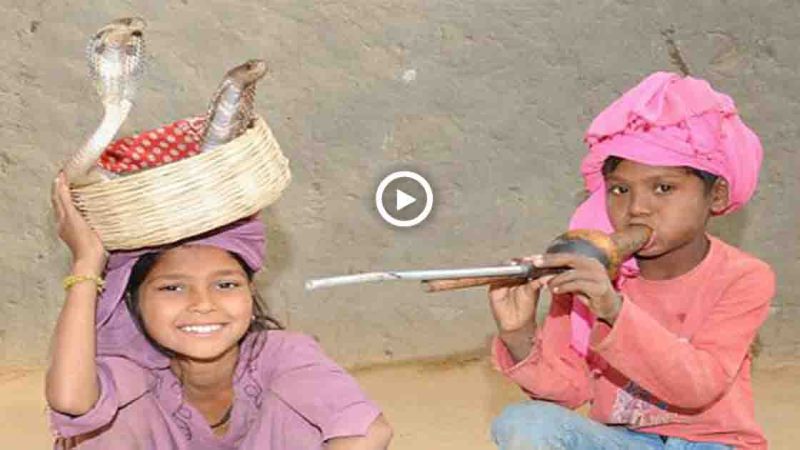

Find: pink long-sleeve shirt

[492,236,775,449]
[49,331,381,449]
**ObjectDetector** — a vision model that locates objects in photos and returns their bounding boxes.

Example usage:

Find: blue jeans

[491,401,732,450]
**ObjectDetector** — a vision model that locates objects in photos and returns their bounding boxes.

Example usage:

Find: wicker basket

[70,115,291,250]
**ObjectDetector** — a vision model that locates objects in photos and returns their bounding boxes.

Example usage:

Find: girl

[488,73,774,449]
[46,172,393,449]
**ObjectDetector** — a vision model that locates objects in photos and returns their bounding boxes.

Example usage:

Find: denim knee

[492,400,573,447]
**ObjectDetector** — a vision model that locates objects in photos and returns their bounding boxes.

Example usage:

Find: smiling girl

[46,172,392,449]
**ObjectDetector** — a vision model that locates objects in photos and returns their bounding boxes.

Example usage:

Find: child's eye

[607,184,628,195]
[216,281,241,290]
[157,284,184,292]
[655,183,674,194]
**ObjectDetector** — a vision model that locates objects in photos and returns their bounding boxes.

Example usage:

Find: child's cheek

[605,199,627,229]
[141,298,180,336]
[229,297,255,328]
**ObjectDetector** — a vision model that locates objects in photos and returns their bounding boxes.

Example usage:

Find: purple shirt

[49,331,381,449]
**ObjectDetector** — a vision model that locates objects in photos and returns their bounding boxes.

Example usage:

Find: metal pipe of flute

[304,264,532,291]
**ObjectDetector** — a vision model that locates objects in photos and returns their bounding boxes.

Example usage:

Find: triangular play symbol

[396,189,417,211]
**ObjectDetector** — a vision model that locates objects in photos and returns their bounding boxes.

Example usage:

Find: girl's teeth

[180,324,223,334]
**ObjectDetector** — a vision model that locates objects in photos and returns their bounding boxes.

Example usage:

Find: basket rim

[72,114,275,193]
[69,113,292,250]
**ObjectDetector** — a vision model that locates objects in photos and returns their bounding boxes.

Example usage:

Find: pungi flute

[305,225,653,293]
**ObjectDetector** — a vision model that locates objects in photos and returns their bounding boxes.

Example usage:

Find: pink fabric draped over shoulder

[567,72,764,355]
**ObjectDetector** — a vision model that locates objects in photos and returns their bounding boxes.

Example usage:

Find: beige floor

[2,358,798,449]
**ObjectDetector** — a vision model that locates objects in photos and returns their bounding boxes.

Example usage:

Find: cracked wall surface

[1,0,798,366]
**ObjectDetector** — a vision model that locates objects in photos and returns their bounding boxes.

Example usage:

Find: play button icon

[375,170,433,227]
[396,189,416,211]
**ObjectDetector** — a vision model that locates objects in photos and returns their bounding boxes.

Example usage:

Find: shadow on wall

[708,209,749,247]
[257,206,293,327]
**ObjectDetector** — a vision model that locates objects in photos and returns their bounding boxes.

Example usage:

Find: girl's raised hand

[488,258,552,362]
[51,172,106,272]
[532,253,622,324]
[488,257,553,335]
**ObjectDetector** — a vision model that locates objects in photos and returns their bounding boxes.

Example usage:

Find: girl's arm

[592,261,774,410]
[269,333,388,447]
[489,271,592,409]
[325,414,393,450]
[492,292,593,409]
[45,173,106,415]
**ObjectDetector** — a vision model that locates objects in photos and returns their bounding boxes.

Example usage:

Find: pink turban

[567,72,764,356]
[95,217,266,368]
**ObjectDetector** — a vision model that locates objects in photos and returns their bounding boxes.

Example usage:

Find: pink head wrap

[567,72,764,355]
[95,217,266,368]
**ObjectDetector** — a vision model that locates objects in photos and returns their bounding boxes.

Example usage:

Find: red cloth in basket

[98,116,205,174]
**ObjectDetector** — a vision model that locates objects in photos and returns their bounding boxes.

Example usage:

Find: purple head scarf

[95,217,266,368]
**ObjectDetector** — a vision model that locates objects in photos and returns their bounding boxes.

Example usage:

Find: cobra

[62,17,146,186]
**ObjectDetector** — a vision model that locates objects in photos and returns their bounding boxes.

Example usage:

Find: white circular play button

[375,170,433,228]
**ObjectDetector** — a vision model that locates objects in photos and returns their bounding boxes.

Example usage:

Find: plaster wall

[0,0,797,366]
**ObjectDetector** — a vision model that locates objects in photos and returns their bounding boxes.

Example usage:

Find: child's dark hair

[601,156,719,192]
[124,249,282,359]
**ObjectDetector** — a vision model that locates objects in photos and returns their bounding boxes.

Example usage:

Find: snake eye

[131,30,143,38]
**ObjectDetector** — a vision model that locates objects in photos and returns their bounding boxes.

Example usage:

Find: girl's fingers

[518,255,541,264]
[573,293,590,307]
[507,276,549,301]
[56,175,79,219]
[491,281,536,307]
[51,189,62,219]
[522,279,538,300]
[51,176,66,221]
[513,282,533,300]
[488,284,511,303]
[548,279,601,298]
[545,270,603,293]
[526,276,546,291]
[529,274,555,290]
[533,253,599,271]
[544,269,580,289]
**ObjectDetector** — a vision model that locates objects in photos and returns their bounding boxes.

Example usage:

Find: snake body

[200,59,267,152]
[63,17,146,186]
